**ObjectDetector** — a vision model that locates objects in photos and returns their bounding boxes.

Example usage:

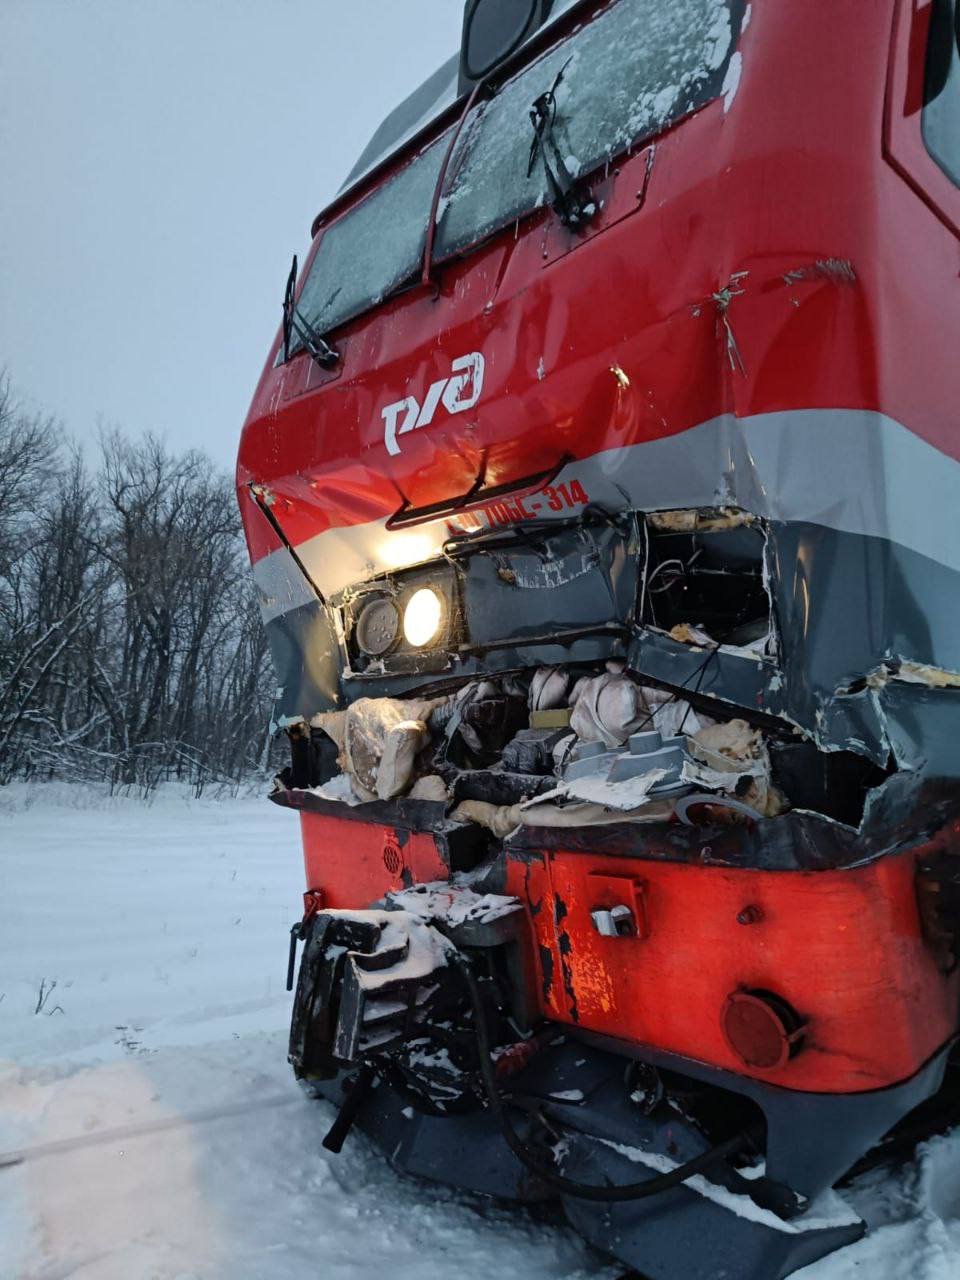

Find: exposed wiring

[638,515,651,626]
[629,586,760,740]
[644,557,686,594]
[628,637,723,739]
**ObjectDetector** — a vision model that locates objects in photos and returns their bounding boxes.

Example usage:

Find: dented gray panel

[868,684,960,776]
[268,409,960,603]
[256,406,959,773]
[765,523,960,769]
[463,520,639,644]
[265,599,342,727]
[557,409,960,578]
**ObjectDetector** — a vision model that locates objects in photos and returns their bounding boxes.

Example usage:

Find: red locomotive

[237,2,960,1275]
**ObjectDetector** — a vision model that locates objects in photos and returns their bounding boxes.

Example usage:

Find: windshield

[292,0,741,350]
[437,0,740,257]
[294,133,449,346]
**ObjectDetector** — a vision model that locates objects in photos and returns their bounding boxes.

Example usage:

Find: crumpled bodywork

[241,5,960,1276]
[239,0,960,784]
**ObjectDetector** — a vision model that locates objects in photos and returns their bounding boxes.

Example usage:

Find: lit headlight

[403,587,443,648]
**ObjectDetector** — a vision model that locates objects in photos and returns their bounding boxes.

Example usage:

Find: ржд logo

[382,352,485,456]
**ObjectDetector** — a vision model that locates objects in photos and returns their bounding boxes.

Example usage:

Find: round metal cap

[355,596,400,656]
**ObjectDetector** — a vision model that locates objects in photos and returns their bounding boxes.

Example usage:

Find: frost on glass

[292,0,738,344]
[296,134,449,341]
[436,0,737,259]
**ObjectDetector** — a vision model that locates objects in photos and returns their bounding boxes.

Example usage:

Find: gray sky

[0,0,462,467]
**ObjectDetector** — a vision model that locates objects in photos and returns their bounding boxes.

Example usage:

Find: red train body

[238,3,960,1275]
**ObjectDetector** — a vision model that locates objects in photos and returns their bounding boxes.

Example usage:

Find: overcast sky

[0,0,462,467]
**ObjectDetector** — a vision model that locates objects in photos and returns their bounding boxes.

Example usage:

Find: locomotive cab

[237,3,960,1276]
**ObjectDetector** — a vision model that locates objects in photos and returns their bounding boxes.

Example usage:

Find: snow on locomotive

[237,3,960,1275]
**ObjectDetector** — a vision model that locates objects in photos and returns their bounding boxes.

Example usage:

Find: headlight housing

[344,570,457,674]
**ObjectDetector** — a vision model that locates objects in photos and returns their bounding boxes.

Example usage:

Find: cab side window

[924,0,960,185]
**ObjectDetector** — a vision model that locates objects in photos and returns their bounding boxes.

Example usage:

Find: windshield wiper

[281,254,340,370]
[527,59,596,231]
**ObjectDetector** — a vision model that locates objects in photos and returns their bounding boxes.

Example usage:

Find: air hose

[455,956,750,1202]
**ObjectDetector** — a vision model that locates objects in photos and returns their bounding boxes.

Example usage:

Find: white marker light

[403,588,443,648]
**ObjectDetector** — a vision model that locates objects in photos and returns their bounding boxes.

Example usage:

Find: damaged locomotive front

[237,2,960,1278]
[269,500,960,1280]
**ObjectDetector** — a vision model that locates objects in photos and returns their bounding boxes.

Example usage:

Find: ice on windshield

[296,132,449,341]
[294,0,739,347]
[436,0,738,258]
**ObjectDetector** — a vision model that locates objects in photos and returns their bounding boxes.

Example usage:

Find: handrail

[385,452,573,531]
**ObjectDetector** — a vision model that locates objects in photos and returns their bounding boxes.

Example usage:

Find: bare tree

[0,373,279,791]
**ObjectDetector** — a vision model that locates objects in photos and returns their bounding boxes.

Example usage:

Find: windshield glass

[293,133,448,348]
[293,0,740,349]
[437,0,740,257]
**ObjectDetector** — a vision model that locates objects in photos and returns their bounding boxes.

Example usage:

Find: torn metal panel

[262,497,960,784]
[766,521,960,771]
[627,626,783,719]
[863,683,960,776]
[462,517,640,645]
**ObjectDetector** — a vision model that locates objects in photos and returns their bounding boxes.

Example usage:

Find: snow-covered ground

[1,783,959,1280]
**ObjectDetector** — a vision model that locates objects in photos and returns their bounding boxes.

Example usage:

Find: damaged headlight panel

[341,567,458,676]
[237,1,960,1277]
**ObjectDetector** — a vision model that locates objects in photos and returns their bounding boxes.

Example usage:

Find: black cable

[675,639,723,736]
[628,637,723,739]
[455,956,749,1202]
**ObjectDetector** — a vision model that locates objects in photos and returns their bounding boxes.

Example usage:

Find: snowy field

[1,784,959,1280]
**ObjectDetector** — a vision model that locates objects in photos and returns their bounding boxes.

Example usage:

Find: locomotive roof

[337,0,584,203]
